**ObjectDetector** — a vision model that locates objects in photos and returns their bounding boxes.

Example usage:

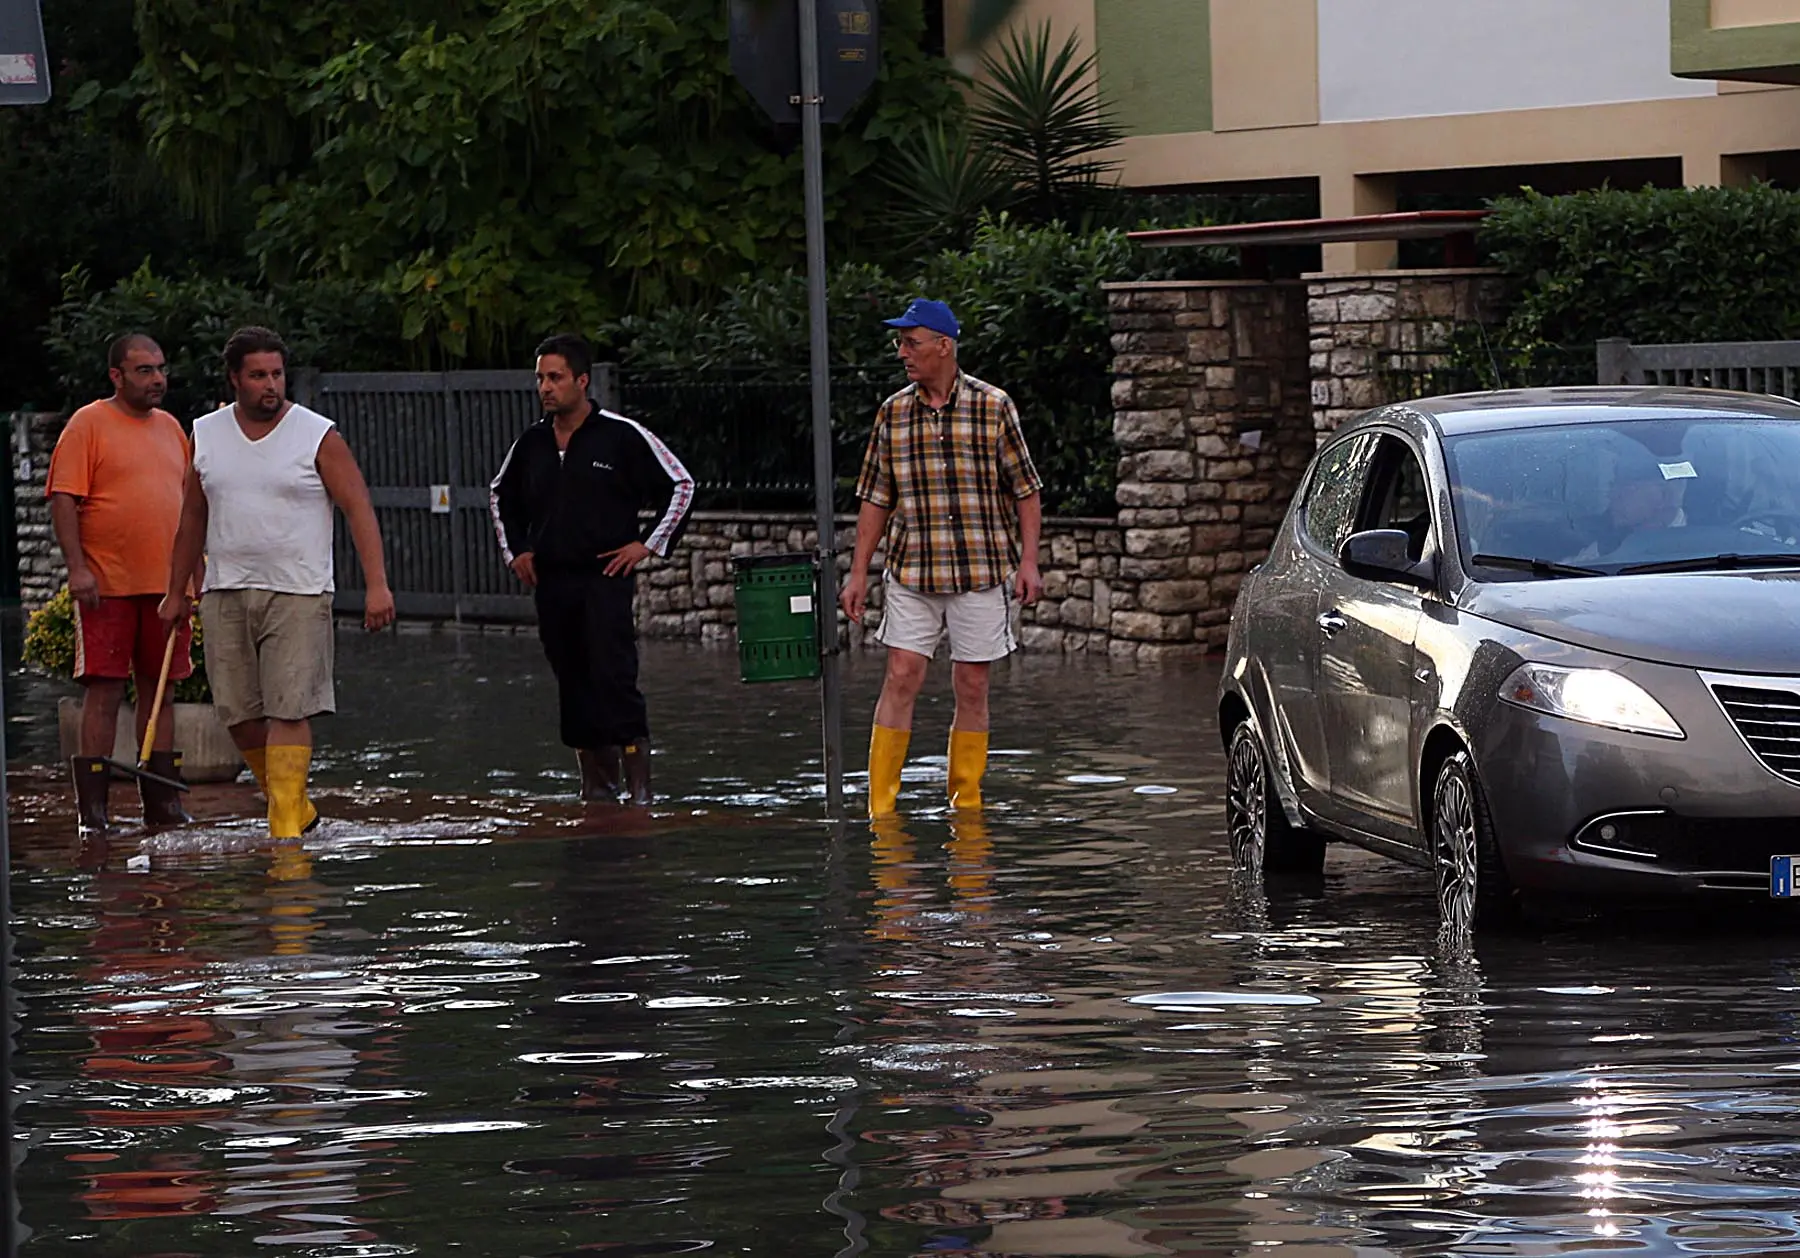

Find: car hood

[1460,570,1800,673]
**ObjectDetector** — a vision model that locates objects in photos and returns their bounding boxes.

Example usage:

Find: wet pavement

[8,624,1800,1255]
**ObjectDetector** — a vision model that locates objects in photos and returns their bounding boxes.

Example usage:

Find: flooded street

[8,627,1800,1255]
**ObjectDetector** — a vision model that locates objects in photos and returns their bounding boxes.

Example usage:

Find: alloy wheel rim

[1227,731,1267,870]
[1434,767,1477,932]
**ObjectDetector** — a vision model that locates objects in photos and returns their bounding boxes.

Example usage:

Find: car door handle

[1316,611,1348,636]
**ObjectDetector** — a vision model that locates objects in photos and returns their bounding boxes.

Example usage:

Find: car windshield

[1443,414,1800,579]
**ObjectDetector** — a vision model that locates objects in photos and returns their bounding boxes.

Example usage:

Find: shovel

[103,628,190,794]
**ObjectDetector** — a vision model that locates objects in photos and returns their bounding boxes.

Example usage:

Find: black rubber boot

[577,747,623,802]
[69,756,111,835]
[622,740,653,806]
[139,750,193,828]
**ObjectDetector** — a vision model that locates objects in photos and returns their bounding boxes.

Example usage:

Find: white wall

[1318,0,1714,124]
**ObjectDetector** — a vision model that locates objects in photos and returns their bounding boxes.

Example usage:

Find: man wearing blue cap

[841,298,1045,815]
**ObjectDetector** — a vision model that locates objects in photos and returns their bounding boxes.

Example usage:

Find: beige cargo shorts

[201,589,336,727]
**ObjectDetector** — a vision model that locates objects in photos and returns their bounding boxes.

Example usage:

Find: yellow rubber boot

[265,745,320,839]
[867,725,911,818]
[948,811,994,918]
[242,746,269,791]
[947,728,988,811]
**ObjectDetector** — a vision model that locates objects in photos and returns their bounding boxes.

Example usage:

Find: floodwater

[7,625,1800,1256]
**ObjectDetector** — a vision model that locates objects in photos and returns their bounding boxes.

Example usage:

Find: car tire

[1431,749,1517,931]
[1226,719,1326,877]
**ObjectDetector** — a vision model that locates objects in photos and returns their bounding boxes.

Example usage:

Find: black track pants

[534,569,648,750]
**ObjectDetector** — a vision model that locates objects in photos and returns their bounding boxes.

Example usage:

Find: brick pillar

[1308,268,1507,438]
[1105,280,1312,656]
[13,412,64,611]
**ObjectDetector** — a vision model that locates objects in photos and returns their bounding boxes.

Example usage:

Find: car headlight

[1499,664,1685,739]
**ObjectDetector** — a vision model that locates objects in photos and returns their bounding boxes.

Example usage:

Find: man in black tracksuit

[490,334,695,804]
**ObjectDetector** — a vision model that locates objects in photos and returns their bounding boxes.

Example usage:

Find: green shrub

[1482,184,1800,350]
[46,264,406,420]
[607,215,1174,516]
[23,586,211,704]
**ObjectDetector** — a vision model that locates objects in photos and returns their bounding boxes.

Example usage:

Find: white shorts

[876,576,1017,662]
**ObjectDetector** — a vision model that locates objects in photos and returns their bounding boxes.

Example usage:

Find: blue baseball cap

[883,298,961,339]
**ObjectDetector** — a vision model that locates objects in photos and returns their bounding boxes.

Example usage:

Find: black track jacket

[489,407,695,574]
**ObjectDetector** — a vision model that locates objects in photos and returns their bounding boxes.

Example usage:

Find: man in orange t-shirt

[47,333,197,834]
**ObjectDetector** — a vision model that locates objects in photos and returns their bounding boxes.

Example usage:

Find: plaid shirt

[854,372,1044,594]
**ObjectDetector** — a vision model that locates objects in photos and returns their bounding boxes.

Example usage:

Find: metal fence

[295,365,903,622]
[1596,338,1800,398]
[616,366,901,512]
[1380,343,1597,402]
[1383,339,1800,405]
[295,368,616,621]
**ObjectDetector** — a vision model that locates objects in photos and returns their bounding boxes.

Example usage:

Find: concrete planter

[56,697,244,783]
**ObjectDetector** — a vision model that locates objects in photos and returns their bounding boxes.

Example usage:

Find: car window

[1360,436,1433,562]
[1444,415,1800,578]
[1302,434,1375,556]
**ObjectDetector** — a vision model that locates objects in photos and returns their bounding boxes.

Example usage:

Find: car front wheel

[1431,749,1516,932]
[1226,719,1325,877]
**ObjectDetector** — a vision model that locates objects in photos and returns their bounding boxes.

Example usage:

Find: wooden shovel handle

[138,628,180,765]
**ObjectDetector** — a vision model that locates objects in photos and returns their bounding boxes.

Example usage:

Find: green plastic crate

[732,552,821,683]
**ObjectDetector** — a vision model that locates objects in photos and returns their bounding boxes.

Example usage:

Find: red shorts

[73,596,195,685]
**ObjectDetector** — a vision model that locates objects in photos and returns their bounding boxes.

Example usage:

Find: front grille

[1711,683,1800,784]
[1676,817,1800,872]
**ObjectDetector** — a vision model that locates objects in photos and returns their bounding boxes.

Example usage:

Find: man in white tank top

[158,326,396,838]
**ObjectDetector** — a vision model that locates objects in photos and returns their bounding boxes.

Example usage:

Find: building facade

[949,0,1800,271]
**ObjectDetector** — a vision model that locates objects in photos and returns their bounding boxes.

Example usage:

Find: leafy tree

[129,0,966,362]
[0,0,239,411]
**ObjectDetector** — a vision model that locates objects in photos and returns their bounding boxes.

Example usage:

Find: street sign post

[730,0,878,820]
[0,0,49,105]
[729,0,877,126]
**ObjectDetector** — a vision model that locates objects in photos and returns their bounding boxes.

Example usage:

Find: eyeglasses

[891,334,942,352]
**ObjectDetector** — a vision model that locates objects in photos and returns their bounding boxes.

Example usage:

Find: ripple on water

[13,639,1800,1255]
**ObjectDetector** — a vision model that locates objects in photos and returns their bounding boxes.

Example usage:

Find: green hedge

[47,264,405,421]
[608,216,1176,516]
[1484,185,1800,349]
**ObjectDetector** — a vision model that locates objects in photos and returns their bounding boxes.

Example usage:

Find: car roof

[1364,386,1800,438]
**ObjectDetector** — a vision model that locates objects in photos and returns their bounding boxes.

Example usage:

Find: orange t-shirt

[46,400,191,597]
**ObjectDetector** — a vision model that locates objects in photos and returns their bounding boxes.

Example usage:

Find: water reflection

[43,839,406,1249]
[9,634,1800,1253]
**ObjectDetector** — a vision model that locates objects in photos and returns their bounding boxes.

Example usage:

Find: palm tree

[972,23,1123,224]
[880,122,1021,253]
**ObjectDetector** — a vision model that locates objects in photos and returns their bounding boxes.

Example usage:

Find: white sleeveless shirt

[193,403,336,594]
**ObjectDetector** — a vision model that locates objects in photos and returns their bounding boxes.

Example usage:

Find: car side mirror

[1339,528,1436,590]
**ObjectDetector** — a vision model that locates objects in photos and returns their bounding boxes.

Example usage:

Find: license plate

[1773,856,1800,898]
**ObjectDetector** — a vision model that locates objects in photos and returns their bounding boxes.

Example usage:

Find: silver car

[1220,386,1800,929]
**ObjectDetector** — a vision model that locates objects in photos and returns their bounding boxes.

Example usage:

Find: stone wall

[1100,280,1315,654]
[633,512,1123,654]
[12,412,64,610]
[1308,268,1508,437]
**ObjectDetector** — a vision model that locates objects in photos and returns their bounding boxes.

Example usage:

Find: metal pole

[798,0,845,818]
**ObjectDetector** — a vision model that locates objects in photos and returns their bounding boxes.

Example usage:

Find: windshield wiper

[1471,553,1605,578]
[1618,552,1800,575]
